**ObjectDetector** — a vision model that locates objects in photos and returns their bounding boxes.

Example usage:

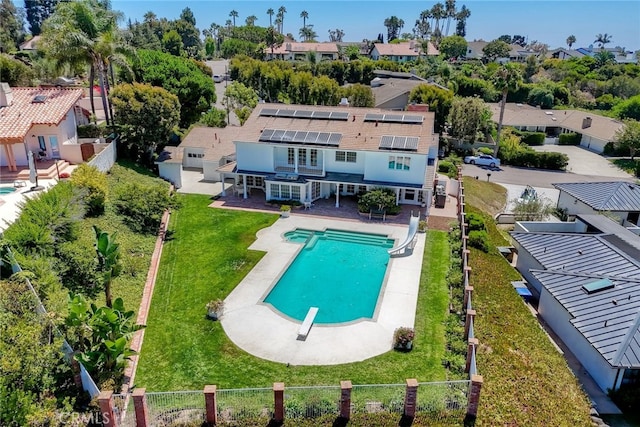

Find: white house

[511,214,640,393]
[487,103,624,153]
[370,41,439,62]
[265,42,340,62]
[215,103,439,207]
[553,182,640,226]
[0,83,91,171]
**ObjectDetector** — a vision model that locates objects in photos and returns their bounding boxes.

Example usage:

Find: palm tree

[245,15,257,26]
[277,6,287,33]
[229,10,238,27]
[431,3,446,34]
[300,10,308,29]
[267,8,274,27]
[299,25,317,42]
[566,35,576,49]
[493,63,522,157]
[384,16,402,42]
[594,33,612,49]
[444,0,457,36]
[40,0,125,126]
[455,5,470,37]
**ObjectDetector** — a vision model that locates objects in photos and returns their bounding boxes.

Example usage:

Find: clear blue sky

[111,0,640,51]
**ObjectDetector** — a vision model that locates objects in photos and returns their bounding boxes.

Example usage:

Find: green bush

[357,188,401,215]
[438,160,455,174]
[468,230,490,252]
[56,240,99,297]
[506,150,569,170]
[558,132,582,145]
[513,130,545,146]
[77,124,102,138]
[71,164,108,216]
[113,182,179,234]
[466,212,486,231]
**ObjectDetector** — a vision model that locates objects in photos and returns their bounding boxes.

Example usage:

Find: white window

[270,183,280,199]
[336,151,357,163]
[310,149,318,166]
[389,156,410,171]
[270,183,301,201]
[287,148,295,165]
[298,149,307,165]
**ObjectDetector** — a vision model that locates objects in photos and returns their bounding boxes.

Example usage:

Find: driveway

[532,145,632,178]
[205,59,240,126]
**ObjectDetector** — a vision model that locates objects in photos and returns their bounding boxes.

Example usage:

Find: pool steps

[286,229,393,249]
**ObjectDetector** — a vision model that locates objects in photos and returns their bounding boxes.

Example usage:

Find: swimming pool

[0,187,17,195]
[263,229,394,324]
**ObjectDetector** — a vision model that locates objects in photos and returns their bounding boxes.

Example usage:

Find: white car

[213,74,223,83]
[463,154,501,167]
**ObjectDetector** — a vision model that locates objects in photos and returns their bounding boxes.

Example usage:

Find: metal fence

[285,385,340,419]
[145,391,205,426]
[351,383,407,414]
[416,380,469,418]
[216,387,273,423]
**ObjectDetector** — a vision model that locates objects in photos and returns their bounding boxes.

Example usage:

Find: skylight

[582,278,614,295]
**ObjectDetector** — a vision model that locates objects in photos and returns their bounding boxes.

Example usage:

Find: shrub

[393,327,415,350]
[56,240,99,297]
[71,164,108,216]
[357,188,400,215]
[438,160,455,174]
[468,230,489,252]
[558,132,582,145]
[113,182,179,234]
[513,130,545,146]
[477,146,493,155]
[77,124,102,138]
[466,212,486,231]
[636,161,640,178]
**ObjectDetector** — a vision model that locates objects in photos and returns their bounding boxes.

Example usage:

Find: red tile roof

[0,87,83,143]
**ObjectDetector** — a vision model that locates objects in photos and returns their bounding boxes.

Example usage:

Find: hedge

[77,124,102,138]
[558,132,581,145]
[503,151,569,170]
[513,130,545,146]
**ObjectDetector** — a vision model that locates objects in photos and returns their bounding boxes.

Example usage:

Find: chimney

[338,97,349,107]
[582,117,592,129]
[409,40,415,49]
[0,83,13,107]
[285,43,292,51]
[407,104,429,112]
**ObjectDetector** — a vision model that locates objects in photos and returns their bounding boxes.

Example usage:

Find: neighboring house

[336,41,371,57]
[370,74,448,110]
[553,181,640,226]
[0,83,93,171]
[511,214,640,394]
[370,41,439,62]
[211,103,438,207]
[18,35,41,52]
[576,46,638,64]
[487,103,624,153]
[549,48,587,60]
[157,126,238,188]
[265,42,340,62]
[464,40,536,63]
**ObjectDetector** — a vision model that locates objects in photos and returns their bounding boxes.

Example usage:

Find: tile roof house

[370,41,439,62]
[553,182,640,226]
[0,83,90,172]
[487,103,625,153]
[183,103,440,208]
[265,42,339,62]
[511,214,640,393]
[464,41,536,63]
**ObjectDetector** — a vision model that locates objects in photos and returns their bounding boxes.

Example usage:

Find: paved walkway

[220,215,425,365]
[0,179,58,231]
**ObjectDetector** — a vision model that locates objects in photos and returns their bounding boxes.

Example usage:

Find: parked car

[463,154,500,167]
[213,74,223,83]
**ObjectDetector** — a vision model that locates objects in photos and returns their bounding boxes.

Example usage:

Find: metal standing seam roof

[531,270,640,368]
[553,182,640,211]
[511,232,640,279]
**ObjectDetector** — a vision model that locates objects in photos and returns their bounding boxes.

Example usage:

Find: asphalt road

[205,59,240,126]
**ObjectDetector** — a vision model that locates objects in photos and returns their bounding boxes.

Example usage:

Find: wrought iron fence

[284,385,340,419]
[216,387,273,423]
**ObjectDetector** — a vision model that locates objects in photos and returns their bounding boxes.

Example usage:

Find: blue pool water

[263,229,394,324]
[0,187,16,195]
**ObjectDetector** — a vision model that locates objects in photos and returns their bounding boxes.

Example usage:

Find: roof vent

[32,95,47,103]
[582,278,614,295]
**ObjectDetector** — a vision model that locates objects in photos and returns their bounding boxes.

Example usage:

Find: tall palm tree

[455,5,470,37]
[594,33,612,49]
[444,0,457,36]
[40,0,125,126]
[431,3,446,34]
[245,15,257,26]
[493,63,522,157]
[277,6,287,34]
[299,25,317,42]
[266,8,274,27]
[300,10,308,29]
[566,35,576,49]
[229,10,238,27]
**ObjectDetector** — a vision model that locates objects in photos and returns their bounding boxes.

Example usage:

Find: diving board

[298,307,319,339]
[388,213,420,255]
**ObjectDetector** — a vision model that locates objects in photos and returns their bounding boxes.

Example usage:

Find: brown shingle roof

[0,87,83,143]
[178,126,238,159]
[239,103,438,154]
[269,42,339,54]
[373,42,439,57]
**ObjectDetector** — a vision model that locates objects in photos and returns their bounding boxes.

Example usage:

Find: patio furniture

[298,307,319,340]
[304,201,313,210]
[13,180,26,188]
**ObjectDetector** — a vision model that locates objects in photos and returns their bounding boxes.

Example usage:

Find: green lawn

[135,194,450,390]
[611,158,639,177]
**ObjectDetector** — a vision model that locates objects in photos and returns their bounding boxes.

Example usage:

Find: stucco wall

[87,141,116,172]
[157,162,182,188]
[363,151,427,185]
[236,142,274,172]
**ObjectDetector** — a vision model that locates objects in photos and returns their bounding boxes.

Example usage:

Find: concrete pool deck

[221,214,426,365]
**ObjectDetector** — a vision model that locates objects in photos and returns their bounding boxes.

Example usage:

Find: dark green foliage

[24,0,58,35]
[512,130,545,146]
[438,160,455,174]
[558,132,582,145]
[0,54,34,85]
[56,240,99,297]
[70,164,108,216]
[220,38,260,59]
[466,212,486,231]
[113,182,179,234]
[129,49,216,127]
[468,230,489,252]
[200,107,227,128]
[454,75,498,101]
[357,188,401,215]
[636,161,640,177]
[77,124,102,138]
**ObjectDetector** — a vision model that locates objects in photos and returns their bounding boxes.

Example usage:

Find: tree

[300,10,308,29]
[493,63,523,156]
[497,34,512,44]
[299,25,317,42]
[172,16,203,58]
[455,5,470,37]
[245,15,257,26]
[444,0,457,35]
[223,81,258,125]
[447,96,493,143]
[179,7,196,26]
[265,26,284,56]
[594,50,615,67]
[93,226,120,308]
[482,39,510,62]
[614,95,640,121]
[109,83,180,163]
[439,35,467,59]
[277,5,287,33]
[408,84,453,133]
[229,10,238,27]
[431,2,446,34]
[614,119,640,159]
[384,16,404,42]
[512,35,526,47]
[24,0,58,35]
[162,29,183,56]
[266,8,274,27]
[341,83,374,107]
[566,35,576,48]
[328,28,345,42]
[594,33,612,49]
[200,107,227,128]
[0,0,25,53]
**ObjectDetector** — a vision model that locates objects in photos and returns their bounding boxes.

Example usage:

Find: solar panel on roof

[259,129,342,146]
[379,135,420,151]
[282,130,296,141]
[402,115,424,123]
[364,113,384,122]
[294,110,313,118]
[328,133,342,145]
[272,129,285,140]
[330,111,349,120]
[313,111,331,119]
[384,114,404,122]
[260,129,275,141]
[294,131,307,142]
[32,95,47,103]
[277,109,296,118]
[318,132,330,143]
[405,136,419,150]
[379,135,394,149]
[260,108,278,116]
[305,132,319,143]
